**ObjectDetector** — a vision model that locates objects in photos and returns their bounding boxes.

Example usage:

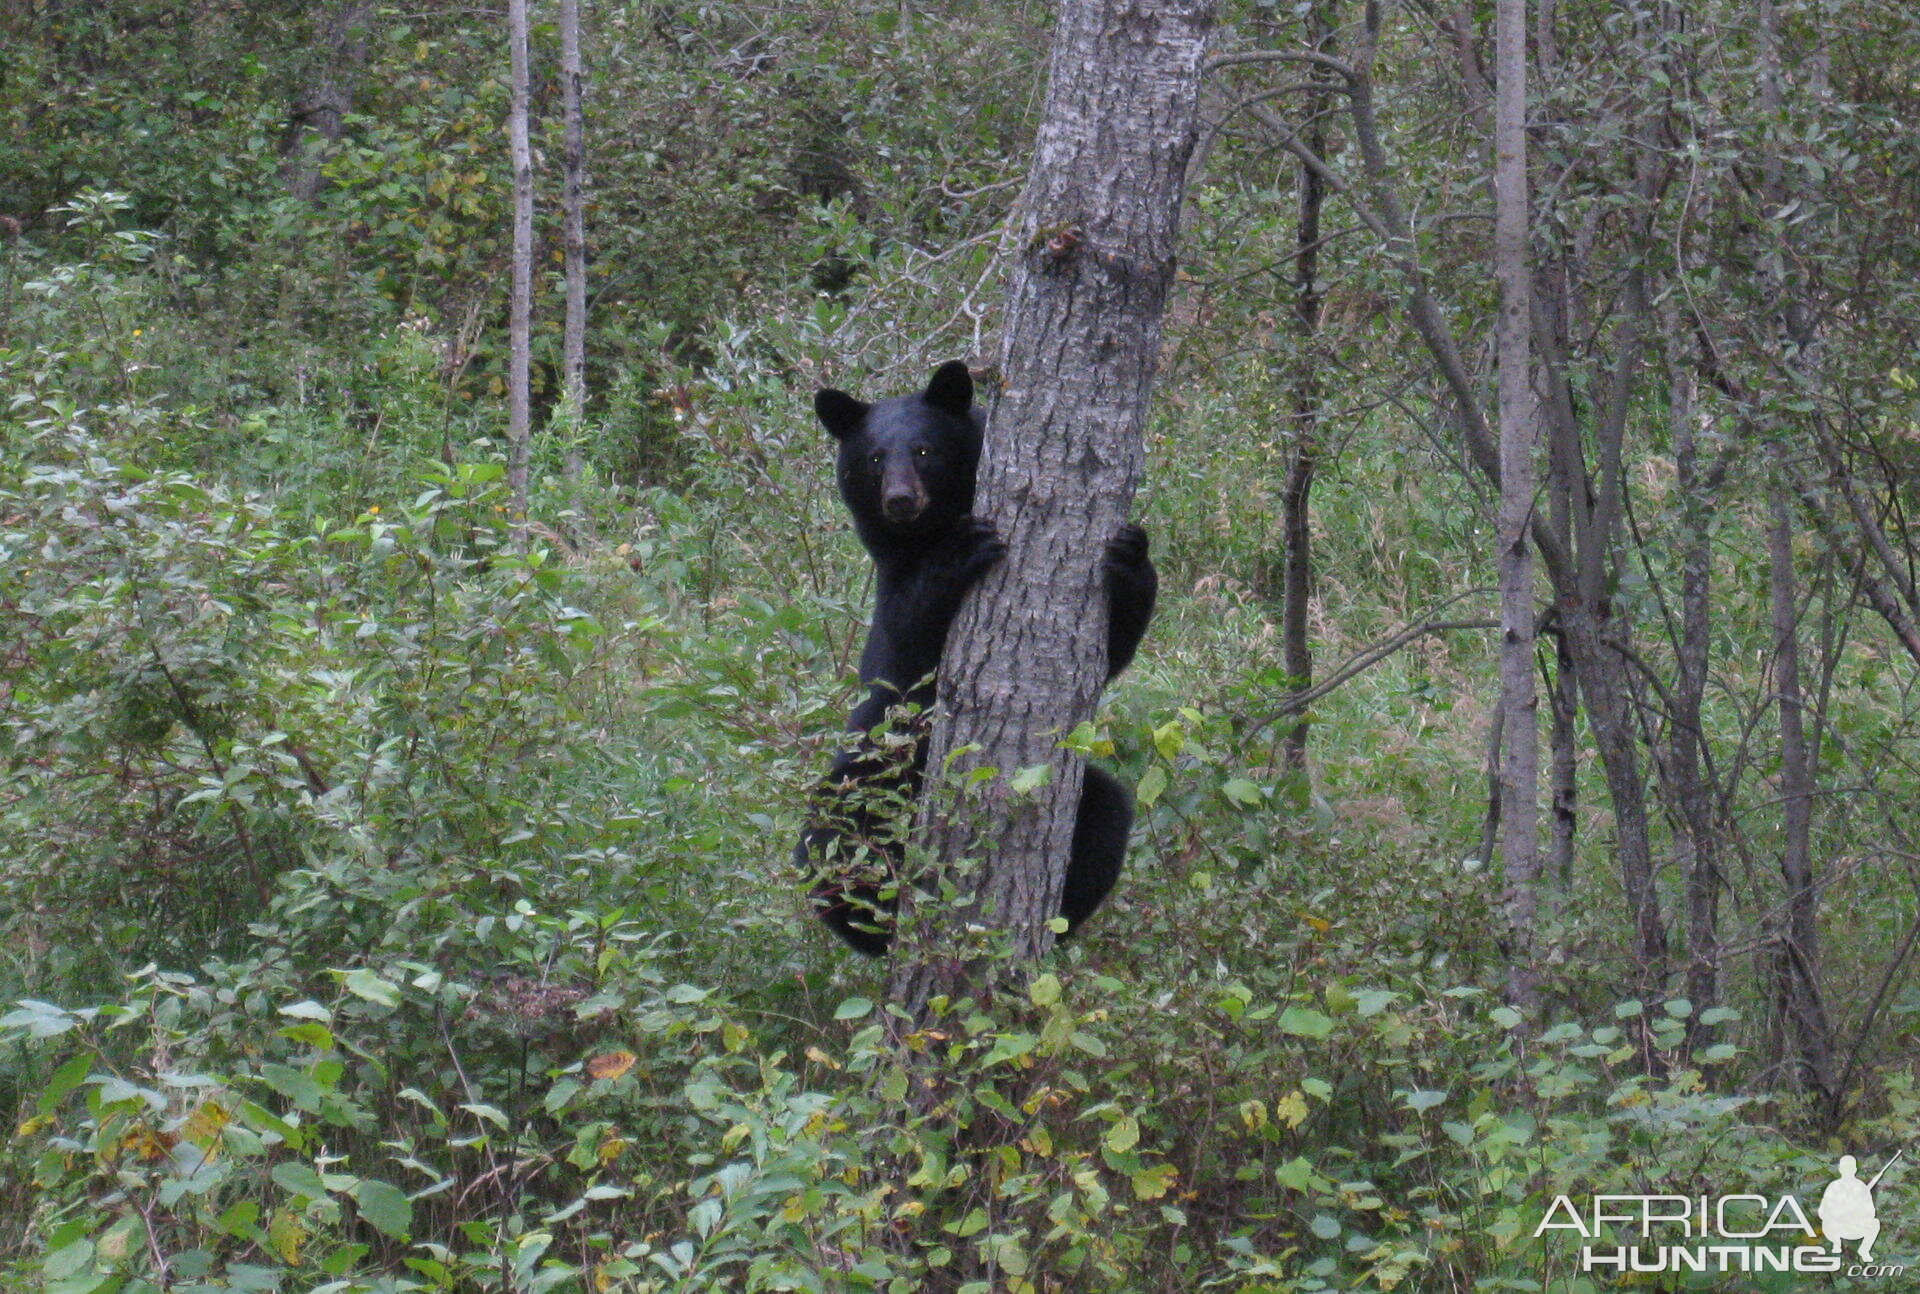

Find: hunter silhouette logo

[1821,1151,1901,1262]
[1536,1148,1909,1277]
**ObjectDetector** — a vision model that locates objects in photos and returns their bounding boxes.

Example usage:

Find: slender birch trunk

[560,0,588,481]
[505,0,535,529]
[1493,0,1539,1014]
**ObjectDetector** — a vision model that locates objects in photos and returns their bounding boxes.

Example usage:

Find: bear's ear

[923,360,973,417]
[814,388,869,440]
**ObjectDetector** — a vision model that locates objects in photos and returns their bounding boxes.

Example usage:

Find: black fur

[795,361,1158,954]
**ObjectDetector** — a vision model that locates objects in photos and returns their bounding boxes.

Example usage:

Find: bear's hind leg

[1058,764,1134,939]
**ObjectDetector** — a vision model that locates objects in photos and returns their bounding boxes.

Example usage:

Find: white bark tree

[1493,0,1540,1012]
[505,0,535,527]
[560,0,588,481]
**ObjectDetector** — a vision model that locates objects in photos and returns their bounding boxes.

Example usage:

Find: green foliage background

[2,1,1916,1291]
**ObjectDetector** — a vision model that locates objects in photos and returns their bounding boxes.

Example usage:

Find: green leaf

[1136,764,1168,807]
[353,1180,413,1239]
[279,1000,333,1021]
[38,1052,94,1115]
[1310,1213,1342,1240]
[42,1238,94,1281]
[1105,1115,1140,1153]
[461,1102,510,1129]
[1221,776,1263,806]
[1008,762,1052,795]
[1276,1007,1335,1039]
[833,996,873,1020]
[279,1022,335,1050]
[1151,721,1185,761]
[1,999,77,1038]
[1403,1089,1448,1113]
[271,1161,329,1200]
[1028,974,1062,1008]
[260,1063,324,1112]
[342,968,400,1007]
[1276,1156,1317,1191]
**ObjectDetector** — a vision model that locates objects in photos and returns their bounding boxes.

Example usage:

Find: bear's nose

[881,492,923,524]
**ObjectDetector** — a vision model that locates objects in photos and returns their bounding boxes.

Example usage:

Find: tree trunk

[1756,0,1835,1101]
[560,0,588,481]
[1277,0,1335,782]
[506,0,535,528]
[283,1,373,201]
[887,0,1214,1017]
[1767,475,1836,1099]
[1546,628,1577,887]
[1562,602,1668,979]
[1493,0,1539,1015]
[1667,344,1723,1042]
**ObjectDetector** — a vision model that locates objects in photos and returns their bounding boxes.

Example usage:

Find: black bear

[795,360,1157,955]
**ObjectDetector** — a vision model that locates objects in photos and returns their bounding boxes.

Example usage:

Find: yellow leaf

[1276,1090,1309,1129]
[184,1099,231,1148]
[96,1218,139,1263]
[585,1051,635,1081]
[596,1136,628,1164]
[269,1208,307,1265]
[1130,1162,1178,1200]
[120,1124,175,1161]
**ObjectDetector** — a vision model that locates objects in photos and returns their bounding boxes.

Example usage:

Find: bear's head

[815,361,983,541]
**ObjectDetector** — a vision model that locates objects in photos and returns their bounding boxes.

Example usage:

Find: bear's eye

[914,447,930,459]
[869,451,883,465]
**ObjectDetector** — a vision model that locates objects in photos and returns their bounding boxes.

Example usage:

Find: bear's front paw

[952,516,1008,582]
[1105,523,1150,575]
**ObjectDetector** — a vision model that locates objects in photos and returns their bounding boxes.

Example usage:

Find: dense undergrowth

[4,3,1918,1291]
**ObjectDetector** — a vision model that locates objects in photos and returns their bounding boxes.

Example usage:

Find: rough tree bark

[560,0,588,481]
[1492,0,1540,1014]
[887,0,1214,1016]
[283,1,373,202]
[505,0,535,527]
